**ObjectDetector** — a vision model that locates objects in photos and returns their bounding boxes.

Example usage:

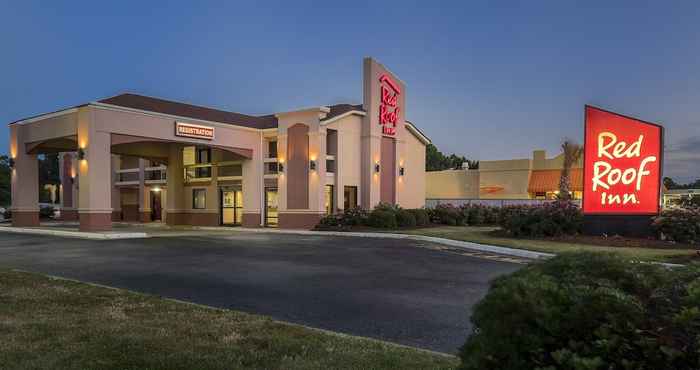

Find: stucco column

[308,128,327,214]
[59,152,79,221]
[165,144,186,225]
[137,159,151,222]
[111,155,122,222]
[335,130,344,212]
[242,139,263,227]
[9,124,40,226]
[77,107,113,231]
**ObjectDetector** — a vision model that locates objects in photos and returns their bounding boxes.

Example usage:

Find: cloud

[664,136,700,183]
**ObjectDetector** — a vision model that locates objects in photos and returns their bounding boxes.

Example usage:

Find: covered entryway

[9,101,263,231]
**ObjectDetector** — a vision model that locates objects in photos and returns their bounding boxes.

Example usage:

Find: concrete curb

[0,226,148,240]
[196,226,555,260]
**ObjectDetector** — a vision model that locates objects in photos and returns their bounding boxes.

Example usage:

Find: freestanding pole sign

[582,105,664,236]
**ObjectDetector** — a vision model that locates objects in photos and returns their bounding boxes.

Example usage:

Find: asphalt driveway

[0,231,520,353]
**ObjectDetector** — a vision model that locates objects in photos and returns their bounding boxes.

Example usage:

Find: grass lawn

[0,270,458,370]
[399,226,698,264]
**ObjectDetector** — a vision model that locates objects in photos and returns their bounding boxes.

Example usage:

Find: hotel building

[8,58,429,231]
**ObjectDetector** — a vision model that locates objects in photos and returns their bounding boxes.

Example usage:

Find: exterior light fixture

[399,167,405,176]
[374,163,380,173]
[77,148,86,160]
[309,160,317,171]
[278,162,284,173]
[8,157,15,169]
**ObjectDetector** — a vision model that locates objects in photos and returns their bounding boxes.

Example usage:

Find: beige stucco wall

[21,112,78,144]
[426,170,479,199]
[326,115,363,209]
[478,158,531,199]
[397,127,426,208]
[275,109,326,215]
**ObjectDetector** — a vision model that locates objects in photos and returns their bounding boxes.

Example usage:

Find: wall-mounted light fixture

[278,162,284,173]
[77,148,86,160]
[399,167,405,176]
[309,160,317,171]
[374,163,381,173]
[8,157,15,169]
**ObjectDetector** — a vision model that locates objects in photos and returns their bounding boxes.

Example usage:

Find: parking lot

[0,231,521,353]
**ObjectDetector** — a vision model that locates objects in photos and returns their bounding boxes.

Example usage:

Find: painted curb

[0,226,148,240]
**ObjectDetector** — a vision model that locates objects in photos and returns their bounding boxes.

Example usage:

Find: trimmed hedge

[316,203,430,230]
[499,201,582,237]
[460,252,700,370]
[408,208,430,226]
[653,208,700,244]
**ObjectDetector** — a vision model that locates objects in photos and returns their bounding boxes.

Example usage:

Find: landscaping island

[317,202,700,264]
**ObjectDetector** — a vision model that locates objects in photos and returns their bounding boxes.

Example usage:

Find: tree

[0,155,10,206]
[665,177,700,190]
[558,138,583,201]
[426,144,475,171]
[664,177,680,190]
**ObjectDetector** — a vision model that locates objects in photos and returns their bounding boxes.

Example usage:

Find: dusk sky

[2,1,698,182]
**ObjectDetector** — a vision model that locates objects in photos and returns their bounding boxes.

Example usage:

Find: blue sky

[2,1,699,182]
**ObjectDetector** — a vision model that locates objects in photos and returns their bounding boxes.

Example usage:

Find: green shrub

[652,209,700,244]
[367,209,398,228]
[39,206,54,219]
[499,201,582,237]
[317,213,341,228]
[396,209,417,227]
[408,208,430,226]
[341,207,369,226]
[460,252,700,370]
[430,204,465,226]
[316,207,369,230]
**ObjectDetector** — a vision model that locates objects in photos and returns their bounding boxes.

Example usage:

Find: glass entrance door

[220,188,243,226]
[264,188,278,227]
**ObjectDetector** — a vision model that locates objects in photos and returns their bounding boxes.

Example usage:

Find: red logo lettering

[378,74,400,136]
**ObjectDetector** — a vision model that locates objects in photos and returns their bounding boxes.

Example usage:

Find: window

[324,185,334,215]
[193,189,207,209]
[265,188,278,226]
[266,162,278,174]
[326,159,335,173]
[344,186,358,209]
[268,141,277,158]
[195,148,211,178]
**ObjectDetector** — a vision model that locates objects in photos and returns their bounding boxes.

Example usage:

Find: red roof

[100,93,279,129]
[528,169,583,193]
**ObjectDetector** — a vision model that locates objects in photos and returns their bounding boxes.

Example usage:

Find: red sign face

[583,106,663,215]
[378,74,400,136]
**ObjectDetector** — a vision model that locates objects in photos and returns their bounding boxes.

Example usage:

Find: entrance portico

[9,103,261,231]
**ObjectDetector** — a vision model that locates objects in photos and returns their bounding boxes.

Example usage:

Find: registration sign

[175,122,214,140]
